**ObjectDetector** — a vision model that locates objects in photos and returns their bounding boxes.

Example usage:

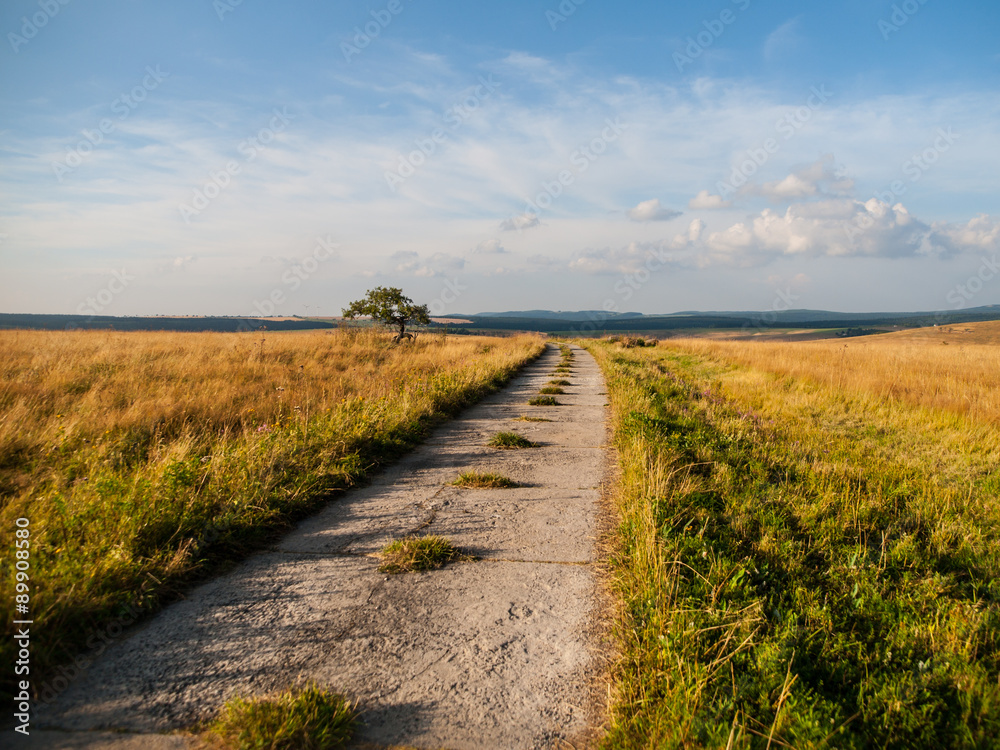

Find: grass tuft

[514,415,552,423]
[548,379,571,386]
[528,396,560,406]
[207,683,356,749]
[378,535,462,574]
[487,431,537,449]
[451,471,520,489]
[539,386,564,395]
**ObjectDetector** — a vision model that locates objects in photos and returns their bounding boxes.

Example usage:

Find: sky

[1,0,998,317]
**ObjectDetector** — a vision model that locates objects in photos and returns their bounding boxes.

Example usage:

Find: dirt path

[30,343,609,749]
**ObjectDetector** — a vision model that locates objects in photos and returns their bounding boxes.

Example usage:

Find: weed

[451,471,520,489]
[378,535,463,574]
[514,415,552,423]
[528,396,560,406]
[488,431,537,449]
[548,380,571,386]
[539,387,564,395]
[207,683,356,749]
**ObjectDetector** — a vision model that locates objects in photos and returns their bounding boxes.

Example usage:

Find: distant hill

[447,305,1000,335]
[470,310,644,321]
[3,305,1000,336]
[0,313,337,333]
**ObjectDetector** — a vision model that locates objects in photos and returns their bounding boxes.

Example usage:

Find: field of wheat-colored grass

[0,328,544,699]
[659,320,1000,427]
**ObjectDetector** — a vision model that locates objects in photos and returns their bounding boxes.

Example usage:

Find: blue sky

[1,0,998,317]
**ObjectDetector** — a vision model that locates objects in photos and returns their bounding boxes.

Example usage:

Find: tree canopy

[342,286,430,341]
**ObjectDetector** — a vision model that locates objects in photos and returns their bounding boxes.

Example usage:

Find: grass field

[0,329,543,700]
[589,329,1000,748]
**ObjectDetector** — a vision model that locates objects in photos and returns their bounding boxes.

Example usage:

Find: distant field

[663,319,1000,426]
[0,329,544,700]
[590,331,1000,748]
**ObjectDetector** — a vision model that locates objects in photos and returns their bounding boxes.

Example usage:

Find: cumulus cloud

[627,198,682,222]
[754,155,854,202]
[927,214,1000,255]
[679,200,994,265]
[500,212,540,232]
[688,190,732,210]
[686,219,706,243]
[692,199,929,265]
[474,238,507,254]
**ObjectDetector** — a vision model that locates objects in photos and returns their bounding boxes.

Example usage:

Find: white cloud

[688,190,731,210]
[686,219,706,243]
[627,198,682,222]
[682,200,1000,265]
[474,238,507,254]
[927,214,1000,255]
[755,156,854,202]
[500,212,540,232]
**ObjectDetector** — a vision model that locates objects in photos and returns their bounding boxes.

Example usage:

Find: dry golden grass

[0,328,544,701]
[0,329,534,498]
[660,322,1000,426]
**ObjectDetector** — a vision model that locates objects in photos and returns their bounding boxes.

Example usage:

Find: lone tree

[342,286,430,343]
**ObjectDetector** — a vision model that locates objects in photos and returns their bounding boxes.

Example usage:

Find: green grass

[207,683,356,749]
[487,431,537,449]
[528,396,560,406]
[378,535,463,574]
[451,471,520,489]
[587,340,1000,749]
[549,379,572,386]
[514,415,552,423]
[539,386,565,395]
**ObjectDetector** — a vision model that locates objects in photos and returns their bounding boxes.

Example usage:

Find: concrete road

[28,343,609,749]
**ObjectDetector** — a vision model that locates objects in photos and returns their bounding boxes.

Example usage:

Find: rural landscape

[3,0,999,747]
[3,316,1000,747]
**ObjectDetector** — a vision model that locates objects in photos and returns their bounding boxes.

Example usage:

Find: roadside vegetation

[207,683,356,749]
[0,328,543,700]
[588,336,1000,748]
